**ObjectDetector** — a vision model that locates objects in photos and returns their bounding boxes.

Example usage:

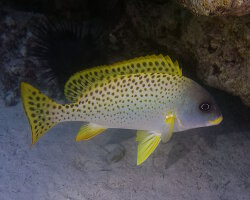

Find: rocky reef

[0,0,249,105]
[177,0,250,16]
[123,0,250,105]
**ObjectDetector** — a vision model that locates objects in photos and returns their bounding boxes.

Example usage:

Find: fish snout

[207,115,223,126]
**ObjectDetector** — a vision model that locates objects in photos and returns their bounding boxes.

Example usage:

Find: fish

[21,55,223,165]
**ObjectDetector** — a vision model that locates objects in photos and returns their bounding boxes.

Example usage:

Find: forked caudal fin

[21,82,72,145]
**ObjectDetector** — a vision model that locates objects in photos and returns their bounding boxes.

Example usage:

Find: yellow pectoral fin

[136,130,161,165]
[76,123,106,141]
[162,114,175,143]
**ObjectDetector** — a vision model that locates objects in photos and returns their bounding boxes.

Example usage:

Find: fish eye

[199,103,211,112]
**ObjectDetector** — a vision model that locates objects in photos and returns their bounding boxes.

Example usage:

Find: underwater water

[2,65,250,200]
[1,86,250,200]
[0,0,250,200]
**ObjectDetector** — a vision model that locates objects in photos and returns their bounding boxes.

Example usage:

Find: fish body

[21,55,223,165]
[68,73,184,130]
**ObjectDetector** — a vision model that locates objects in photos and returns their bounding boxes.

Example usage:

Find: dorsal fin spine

[64,54,182,102]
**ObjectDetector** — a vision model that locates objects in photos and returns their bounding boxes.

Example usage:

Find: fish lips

[207,115,223,126]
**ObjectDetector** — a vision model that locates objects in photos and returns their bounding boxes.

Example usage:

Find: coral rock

[125,0,250,106]
[177,0,250,16]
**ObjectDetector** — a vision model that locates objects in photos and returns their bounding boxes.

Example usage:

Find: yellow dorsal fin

[165,55,182,76]
[136,130,161,165]
[64,54,181,102]
[76,123,106,141]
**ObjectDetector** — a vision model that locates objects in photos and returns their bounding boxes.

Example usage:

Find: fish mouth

[208,115,223,126]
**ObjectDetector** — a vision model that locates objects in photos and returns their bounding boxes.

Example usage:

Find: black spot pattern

[64,55,182,102]
[70,73,184,129]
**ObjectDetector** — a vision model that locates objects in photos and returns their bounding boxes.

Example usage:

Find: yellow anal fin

[136,130,161,165]
[162,113,175,143]
[76,123,106,141]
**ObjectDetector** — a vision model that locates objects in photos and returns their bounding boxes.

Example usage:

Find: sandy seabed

[0,92,250,200]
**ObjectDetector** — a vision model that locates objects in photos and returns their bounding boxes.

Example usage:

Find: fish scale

[21,54,222,165]
[64,54,181,102]
[68,73,184,129]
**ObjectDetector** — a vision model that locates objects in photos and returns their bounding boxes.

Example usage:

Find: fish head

[175,78,223,131]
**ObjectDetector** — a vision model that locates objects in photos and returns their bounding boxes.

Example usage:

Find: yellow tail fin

[21,82,62,145]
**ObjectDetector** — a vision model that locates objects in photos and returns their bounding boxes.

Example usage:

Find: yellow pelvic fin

[136,130,161,165]
[162,113,175,143]
[21,82,62,145]
[76,123,106,141]
[64,54,182,102]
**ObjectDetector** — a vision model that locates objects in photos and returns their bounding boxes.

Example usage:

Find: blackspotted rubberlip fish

[21,55,223,165]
